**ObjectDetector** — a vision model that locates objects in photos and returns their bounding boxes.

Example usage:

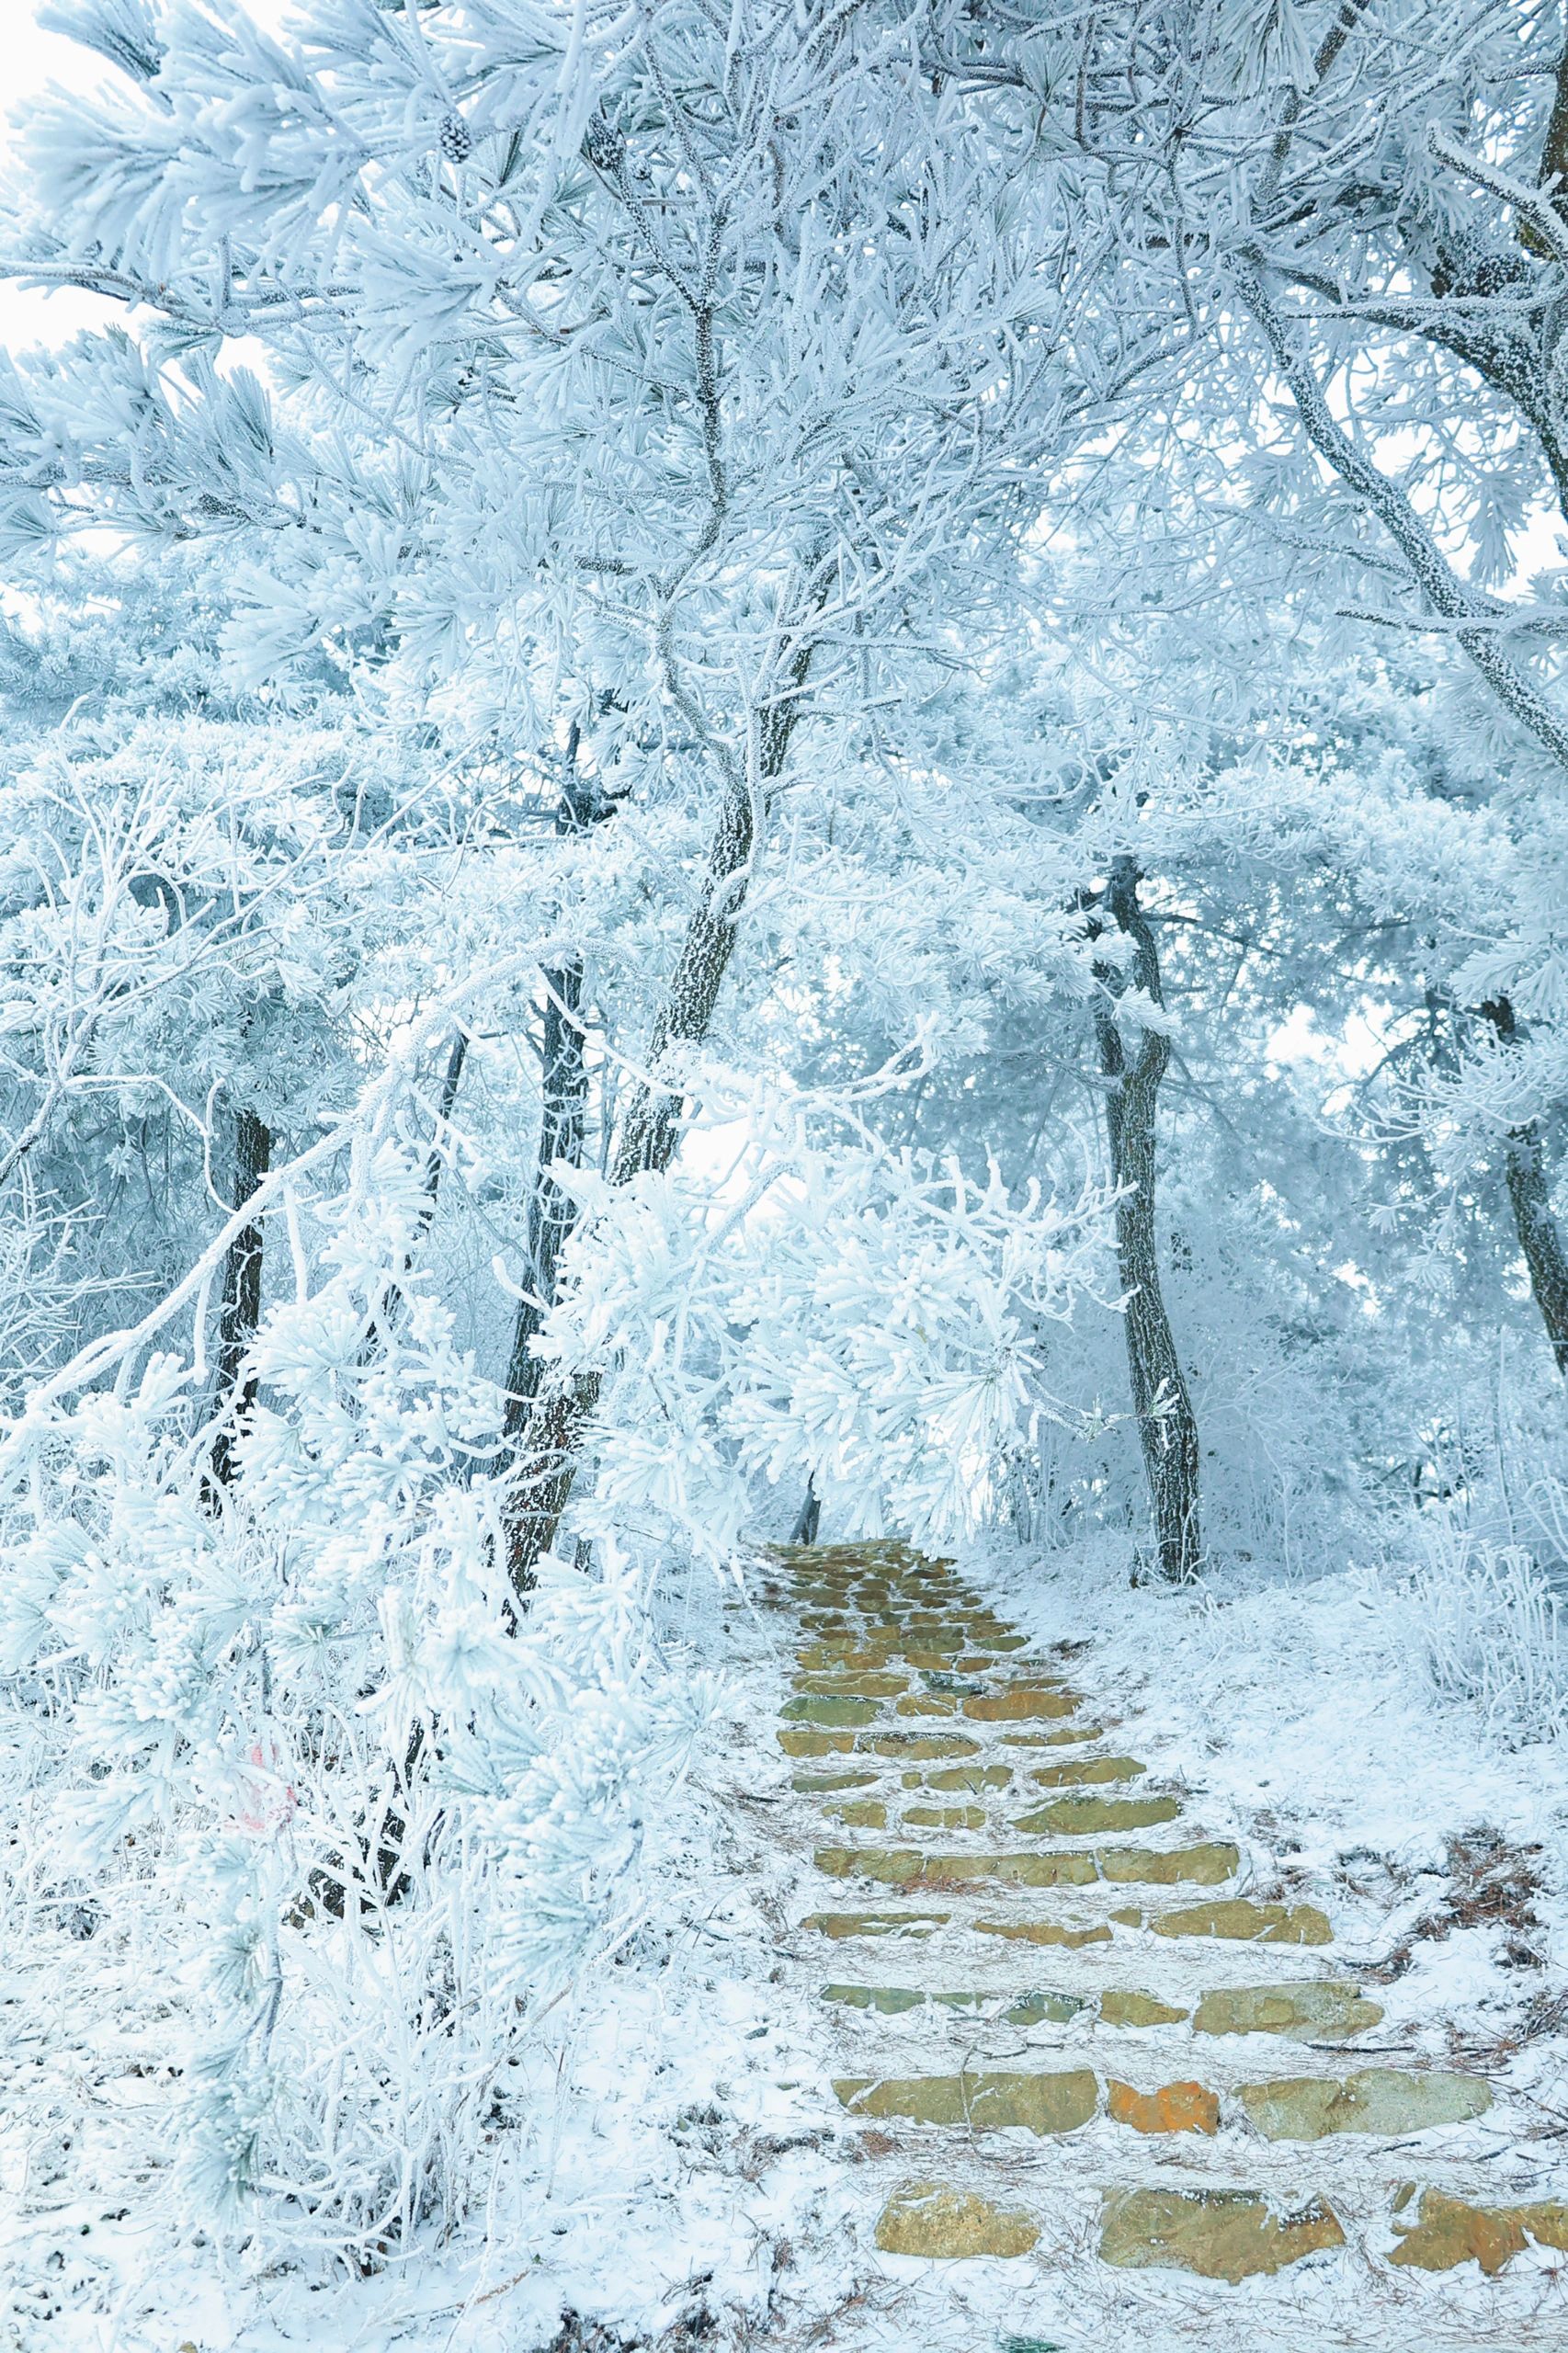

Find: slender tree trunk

[1233,266,1568,777]
[209,1105,272,1488]
[1481,996,1568,1374]
[790,1476,822,1544]
[420,1031,469,1223]
[502,958,587,1434]
[504,679,808,1597]
[1090,860,1201,1581]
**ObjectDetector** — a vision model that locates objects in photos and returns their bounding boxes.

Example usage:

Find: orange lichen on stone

[1107,2078,1221,2135]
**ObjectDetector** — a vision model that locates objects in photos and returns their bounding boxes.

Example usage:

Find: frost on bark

[790,1477,822,1545]
[498,753,611,1582]
[208,1104,272,1490]
[1481,996,1568,1376]
[504,684,804,1597]
[502,961,588,1436]
[1090,860,1202,1583]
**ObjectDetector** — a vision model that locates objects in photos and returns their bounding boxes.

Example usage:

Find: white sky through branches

[0,4,290,349]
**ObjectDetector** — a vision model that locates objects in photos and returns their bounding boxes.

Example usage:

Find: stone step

[957,1899,1332,1949]
[833,2062,1491,2141]
[1028,1754,1149,1787]
[804,1909,951,1938]
[813,1841,1240,1889]
[766,1541,1486,2298]
[818,1979,1383,2040]
[1388,2188,1568,2273]
[864,2176,1568,2279]
[873,2180,1039,2258]
[901,1802,985,1830]
[780,1695,882,1726]
[975,1915,1115,1950]
[1012,1793,1184,1835]
[836,2066,1098,2132]
[792,1670,912,1698]
[1236,2068,1492,2140]
[1137,1897,1334,1944]
[1099,2187,1346,2281]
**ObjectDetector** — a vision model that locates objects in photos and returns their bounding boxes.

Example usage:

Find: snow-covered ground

[6,1533,1564,2353]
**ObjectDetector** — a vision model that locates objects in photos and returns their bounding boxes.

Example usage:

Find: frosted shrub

[0,1142,717,2260]
[1404,1526,1568,1746]
[539,1078,1116,1561]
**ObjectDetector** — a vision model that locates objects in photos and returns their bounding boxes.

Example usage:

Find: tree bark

[503,671,809,1597]
[1233,264,1568,778]
[1481,996,1568,1374]
[1090,860,1202,1581]
[502,956,587,1435]
[790,1477,822,1544]
[495,737,605,1578]
[209,1104,272,1488]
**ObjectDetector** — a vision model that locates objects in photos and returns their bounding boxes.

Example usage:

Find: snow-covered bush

[1400,1524,1568,1748]
[537,1072,1117,1559]
[0,1131,717,2257]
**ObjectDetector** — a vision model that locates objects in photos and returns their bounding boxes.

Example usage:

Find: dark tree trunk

[421,1031,469,1222]
[790,1477,822,1545]
[1481,996,1568,1375]
[209,1104,272,1488]
[502,957,587,1435]
[1090,860,1202,1582]
[503,665,811,1599]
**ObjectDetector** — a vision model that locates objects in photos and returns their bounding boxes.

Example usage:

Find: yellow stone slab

[976,1916,1113,1949]
[815,1847,1099,1889]
[804,1911,949,1938]
[778,1728,858,1756]
[826,1799,888,1829]
[1193,1984,1382,2041]
[1029,1756,1148,1787]
[859,1733,982,1759]
[1389,2189,1568,2275]
[792,1769,881,1793]
[823,1983,926,2014]
[906,1764,1014,1793]
[798,1644,903,1669]
[780,1695,881,1726]
[793,1671,909,1698]
[1096,1842,1238,1885]
[1015,1794,1182,1836]
[1151,1899,1332,1945]
[1100,2188,1345,2281]
[1099,1989,1188,2027]
[964,1689,1081,1722]
[875,2180,1040,2258]
[1237,2068,1491,2142]
[835,2067,1097,2135]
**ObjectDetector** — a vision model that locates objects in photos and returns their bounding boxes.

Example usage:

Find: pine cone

[439,113,472,164]
[584,116,625,175]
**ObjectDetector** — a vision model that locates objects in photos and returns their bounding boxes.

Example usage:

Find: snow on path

[11,1538,1568,2353]
[646,1538,1568,2352]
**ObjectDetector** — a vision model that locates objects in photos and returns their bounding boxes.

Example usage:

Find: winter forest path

[749,1539,1565,2339]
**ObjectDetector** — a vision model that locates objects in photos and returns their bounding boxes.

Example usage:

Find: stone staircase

[759,1538,1566,2288]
